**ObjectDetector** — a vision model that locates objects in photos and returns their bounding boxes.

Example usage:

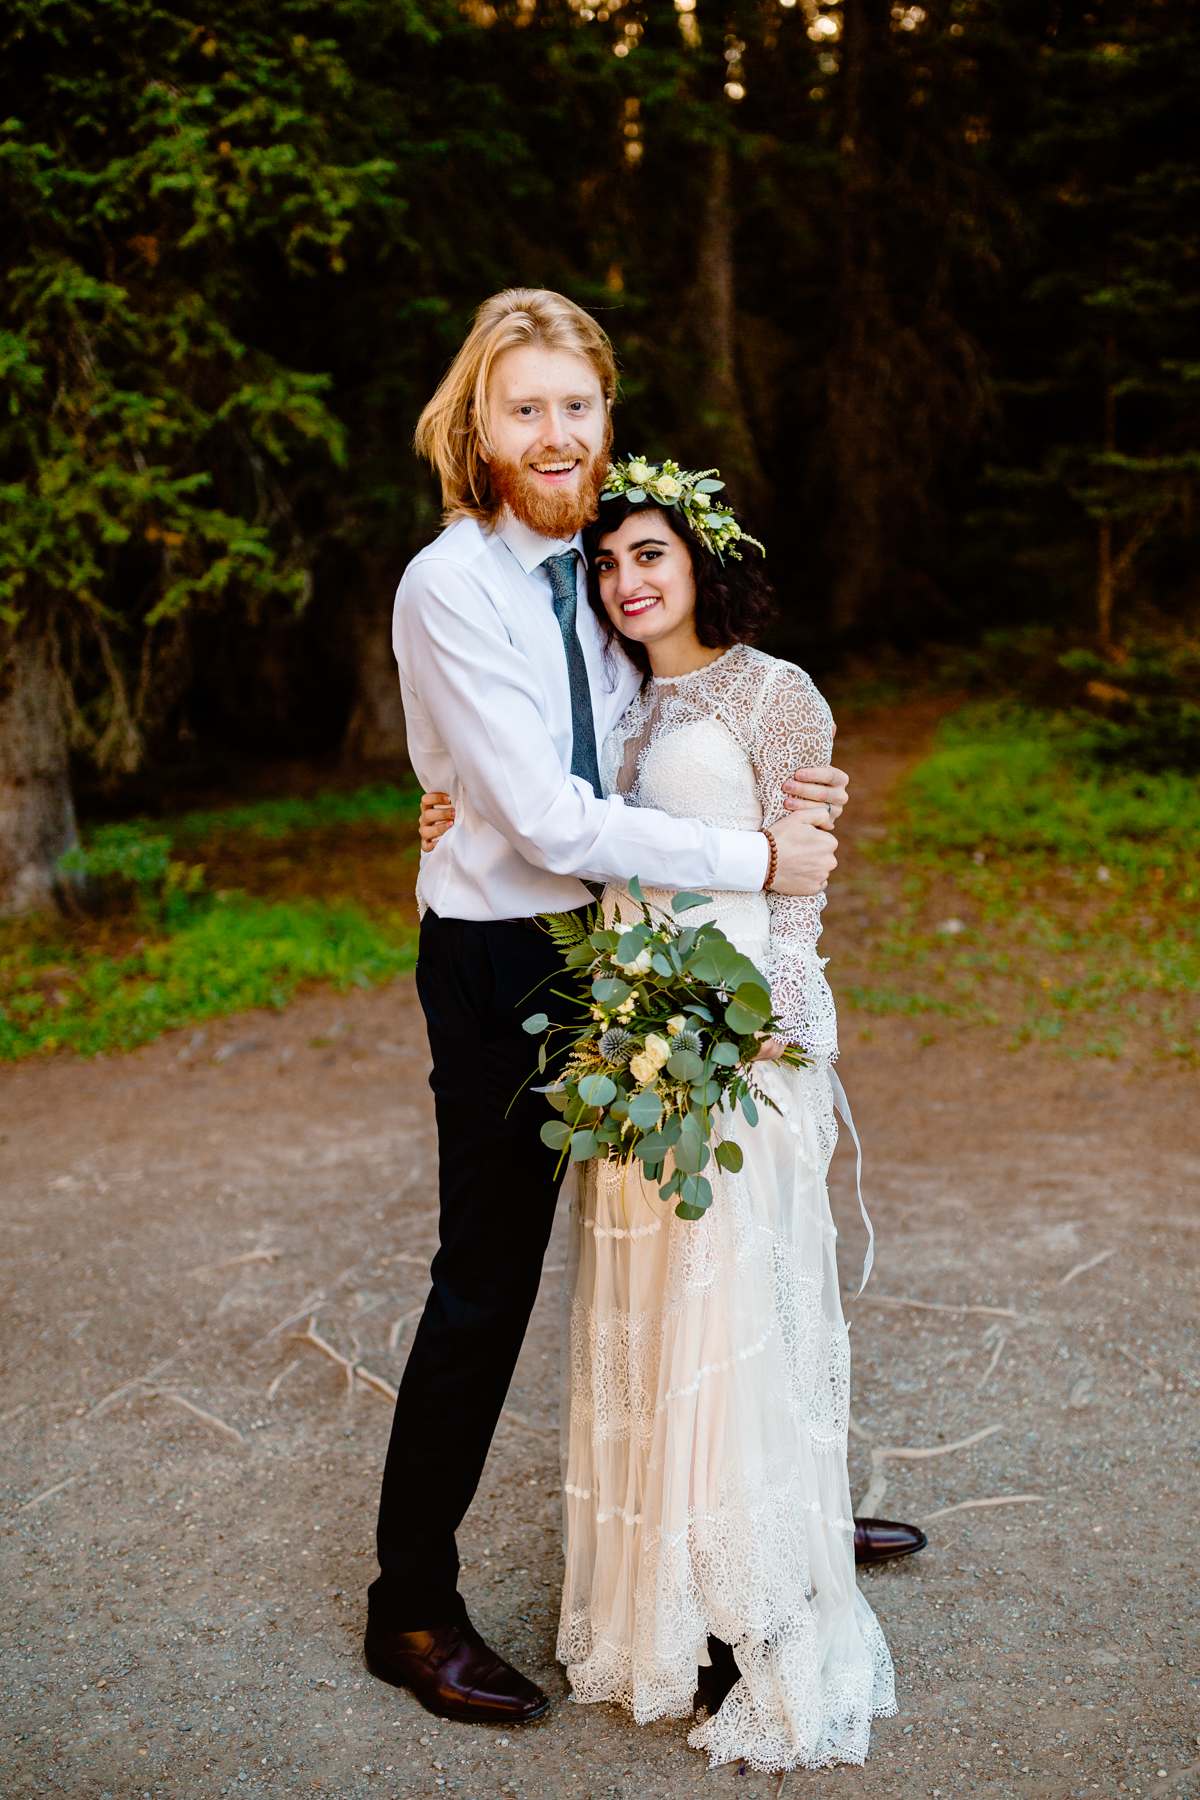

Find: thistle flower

[672,1028,704,1057]
[597,1026,636,1068]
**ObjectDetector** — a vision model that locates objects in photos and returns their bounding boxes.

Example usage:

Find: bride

[419,457,896,1773]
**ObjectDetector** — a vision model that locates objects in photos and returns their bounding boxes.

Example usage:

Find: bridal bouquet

[521,878,807,1220]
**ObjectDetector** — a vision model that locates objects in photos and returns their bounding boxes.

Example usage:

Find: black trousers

[369,906,583,1629]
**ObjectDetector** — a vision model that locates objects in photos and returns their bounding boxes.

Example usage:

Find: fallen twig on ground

[145,1390,245,1445]
[252,1291,326,1348]
[266,1358,300,1401]
[856,1422,1004,1517]
[290,1318,398,1403]
[88,1355,178,1418]
[191,1247,283,1276]
[1114,1345,1167,1387]
[1057,1247,1115,1287]
[976,1326,1008,1390]
[18,1473,81,1512]
[388,1306,423,1352]
[923,1494,1043,1521]
[858,1294,1030,1323]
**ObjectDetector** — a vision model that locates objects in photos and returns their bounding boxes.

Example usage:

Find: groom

[365,288,920,1727]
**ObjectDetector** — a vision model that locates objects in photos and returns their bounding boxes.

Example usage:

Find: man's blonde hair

[414,288,618,523]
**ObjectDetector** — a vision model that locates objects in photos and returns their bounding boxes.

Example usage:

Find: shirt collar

[495,508,584,577]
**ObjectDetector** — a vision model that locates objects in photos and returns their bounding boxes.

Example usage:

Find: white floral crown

[600,455,766,563]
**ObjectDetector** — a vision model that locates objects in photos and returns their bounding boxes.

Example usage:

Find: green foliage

[897,704,1198,869]
[524,887,804,1220]
[58,822,205,928]
[853,702,1199,1062]
[0,0,400,766]
[0,896,417,1060]
[166,783,421,843]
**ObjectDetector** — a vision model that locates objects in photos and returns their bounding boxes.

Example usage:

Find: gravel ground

[2,717,1197,1800]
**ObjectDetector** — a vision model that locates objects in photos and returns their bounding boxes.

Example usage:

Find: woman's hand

[418,790,456,853]
[753,1036,788,1063]
[781,764,849,827]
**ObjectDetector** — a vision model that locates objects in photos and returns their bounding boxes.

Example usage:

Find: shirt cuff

[713,828,770,893]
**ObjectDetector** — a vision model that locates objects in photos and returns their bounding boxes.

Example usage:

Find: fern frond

[540,909,593,950]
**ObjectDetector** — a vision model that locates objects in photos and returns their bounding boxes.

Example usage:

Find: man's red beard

[488,429,613,539]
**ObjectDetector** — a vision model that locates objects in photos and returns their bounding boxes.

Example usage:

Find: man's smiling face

[485,342,612,538]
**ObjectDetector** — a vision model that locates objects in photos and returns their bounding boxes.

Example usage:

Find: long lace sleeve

[751,661,840,1059]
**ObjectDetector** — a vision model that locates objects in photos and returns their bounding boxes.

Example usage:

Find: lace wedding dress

[556,643,896,1772]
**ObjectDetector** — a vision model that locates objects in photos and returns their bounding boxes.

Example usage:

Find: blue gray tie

[542,550,602,796]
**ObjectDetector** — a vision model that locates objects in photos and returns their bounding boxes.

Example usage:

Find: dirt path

[2,708,1196,1800]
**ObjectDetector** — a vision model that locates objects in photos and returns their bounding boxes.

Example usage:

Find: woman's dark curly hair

[582,493,775,682]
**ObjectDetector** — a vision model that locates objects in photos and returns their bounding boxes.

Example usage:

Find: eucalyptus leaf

[733,981,772,1021]
[625,486,646,503]
[592,977,632,1006]
[522,1011,549,1034]
[537,1042,547,1073]
[740,1092,759,1127]
[695,478,725,493]
[671,891,711,913]
[714,1139,744,1173]
[627,1088,662,1131]
[684,1002,714,1022]
[633,1130,669,1162]
[616,927,648,961]
[627,874,646,903]
[650,952,673,978]
[724,1000,761,1035]
[681,1172,713,1208]
[689,1080,722,1107]
[568,1129,598,1161]
[577,1072,617,1107]
[666,1048,705,1083]
[710,1040,740,1066]
[674,1110,705,1174]
[540,1120,572,1150]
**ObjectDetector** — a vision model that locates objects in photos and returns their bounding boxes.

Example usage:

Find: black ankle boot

[694,1634,740,1714]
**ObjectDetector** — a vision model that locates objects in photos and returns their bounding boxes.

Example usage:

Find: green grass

[847,703,1200,1062]
[0,895,418,1060]
[165,781,421,843]
[0,780,423,1062]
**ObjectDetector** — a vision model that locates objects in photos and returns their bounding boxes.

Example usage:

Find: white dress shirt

[392,510,770,921]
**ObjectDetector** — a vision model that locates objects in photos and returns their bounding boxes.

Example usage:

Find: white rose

[643,1032,672,1068]
[692,491,711,510]
[629,1051,658,1086]
[667,1015,687,1036]
[626,459,652,484]
[653,475,682,502]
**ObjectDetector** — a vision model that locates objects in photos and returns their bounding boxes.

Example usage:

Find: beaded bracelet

[761,827,779,892]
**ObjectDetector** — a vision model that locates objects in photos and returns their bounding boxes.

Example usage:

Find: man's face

[485,343,611,538]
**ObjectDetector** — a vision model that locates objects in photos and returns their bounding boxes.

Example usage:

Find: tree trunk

[341,587,410,771]
[688,135,771,526]
[0,631,79,916]
[826,0,896,637]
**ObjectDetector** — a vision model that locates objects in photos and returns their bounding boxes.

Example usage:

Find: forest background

[1,0,1197,1062]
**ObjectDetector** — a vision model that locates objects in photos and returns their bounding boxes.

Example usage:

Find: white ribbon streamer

[829,1066,875,1298]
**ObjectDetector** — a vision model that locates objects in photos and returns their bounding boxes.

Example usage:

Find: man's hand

[419,790,455,852]
[768,809,837,897]
[781,764,849,830]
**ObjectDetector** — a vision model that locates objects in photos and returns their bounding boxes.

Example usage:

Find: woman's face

[592,510,700,658]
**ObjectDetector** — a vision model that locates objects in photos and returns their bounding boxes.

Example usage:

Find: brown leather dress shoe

[364,1614,550,1725]
[854,1516,928,1565]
